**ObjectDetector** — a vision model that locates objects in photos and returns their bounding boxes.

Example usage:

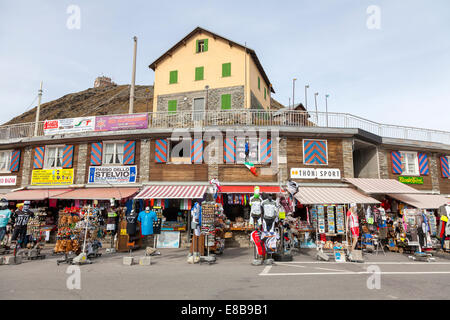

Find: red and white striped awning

[134,185,208,199]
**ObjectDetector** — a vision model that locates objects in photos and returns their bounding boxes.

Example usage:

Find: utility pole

[292,78,297,109]
[304,85,309,111]
[314,92,319,125]
[34,81,43,136]
[129,36,137,114]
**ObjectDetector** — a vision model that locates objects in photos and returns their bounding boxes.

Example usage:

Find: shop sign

[31,169,74,186]
[398,176,424,185]
[88,166,137,184]
[0,176,17,186]
[43,117,95,135]
[290,168,341,180]
[95,113,148,132]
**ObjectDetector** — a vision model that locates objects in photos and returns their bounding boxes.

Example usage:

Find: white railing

[0,110,449,145]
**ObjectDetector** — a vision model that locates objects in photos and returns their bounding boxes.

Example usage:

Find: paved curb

[433,251,450,260]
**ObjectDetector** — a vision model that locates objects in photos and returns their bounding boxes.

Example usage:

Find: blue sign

[88,166,137,184]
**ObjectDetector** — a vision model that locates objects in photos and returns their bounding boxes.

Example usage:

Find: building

[0,27,449,248]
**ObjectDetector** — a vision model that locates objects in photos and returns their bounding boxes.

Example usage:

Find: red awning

[219,186,281,194]
[4,189,73,201]
[134,185,208,199]
[50,188,139,200]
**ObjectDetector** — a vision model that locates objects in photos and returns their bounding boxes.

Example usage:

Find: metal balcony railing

[0,110,449,145]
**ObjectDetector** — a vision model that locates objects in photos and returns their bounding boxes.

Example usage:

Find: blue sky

[0,0,449,130]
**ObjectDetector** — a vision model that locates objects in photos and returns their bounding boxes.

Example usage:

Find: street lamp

[325,94,330,127]
[304,85,309,111]
[292,78,297,109]
[314,92,319,125]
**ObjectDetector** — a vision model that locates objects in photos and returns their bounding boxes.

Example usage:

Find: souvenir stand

[25,208,48,260]
[54,206,103,265]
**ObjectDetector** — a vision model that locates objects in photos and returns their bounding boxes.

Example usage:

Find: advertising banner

[95,113,148,132]
[31,169,74,186]
[290,168,341,180]
[398,176,424,185]
[44,117,95,135]
[88,166,137,184]
[0,176,17,186]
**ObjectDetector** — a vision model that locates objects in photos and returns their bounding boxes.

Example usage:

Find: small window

[103,142,125,165]
[168,100,177,114]
[258,77,261,90]
[170,140,191,164]
[44,146,64,168]
[0,151,11,172]
[196,39,208,53]
[400,151,419,175]
[195,66,204,81]
[221,94,231,110]
[222,63,231,77]
[169,70,178,84]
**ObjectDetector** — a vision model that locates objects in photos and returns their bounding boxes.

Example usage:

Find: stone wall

[377,147,389,179]
[20,147,32,187]
[342,139,354,178]
[139,139,151,183]
[157,85,244,112]
[76,144,88,184]
[429,153,441,193]
[250,90,264,110]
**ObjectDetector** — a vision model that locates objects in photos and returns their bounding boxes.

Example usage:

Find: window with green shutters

[196,39,208,53]
[222,63,231,77]
[258,77,261,90]
[169,70,178,84]
[264,87,267,100]
[195,66,204,81]
[168,100,177,114]
[221,94,231,110]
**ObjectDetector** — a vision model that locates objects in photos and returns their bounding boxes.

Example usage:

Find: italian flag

[244,162,258,176]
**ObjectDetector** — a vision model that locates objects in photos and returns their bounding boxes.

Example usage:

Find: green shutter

[222,63,231,77]
[258,77,260,90]
[169,70,178,84]
[221,94,231,110]
[195,66,204,81]
[204,39,208,52]
[264,87,267,100]
[168,100,177,114]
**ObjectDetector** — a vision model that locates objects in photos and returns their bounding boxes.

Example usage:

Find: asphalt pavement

[1,247,450,300]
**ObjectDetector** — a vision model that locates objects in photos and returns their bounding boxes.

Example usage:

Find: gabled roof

[148,27,275,93]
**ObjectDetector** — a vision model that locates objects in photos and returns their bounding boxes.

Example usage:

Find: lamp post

[292,78,297,109]
[325,94,330,127]
[304,85,309,111]
[314,92,319,125]
[34,81,43,136]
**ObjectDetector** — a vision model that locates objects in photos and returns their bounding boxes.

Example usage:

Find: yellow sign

[120,229,127,235]
[31,169,74,186]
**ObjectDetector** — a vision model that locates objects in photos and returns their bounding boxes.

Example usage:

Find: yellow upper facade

[149,27,274,112]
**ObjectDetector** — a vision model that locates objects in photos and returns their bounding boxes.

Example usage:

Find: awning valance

[134,185,208,199]
[344,178,422,194]
[220,186,281,194]
[294,187,380,205]
[50,187,139,200]
[388,193,449,209]
[4,189,73,201]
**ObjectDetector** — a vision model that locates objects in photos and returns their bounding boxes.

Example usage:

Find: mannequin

[346,203,359,252]
[188,202,202,263]
[249,186,262,228]
[261,195,278,233]
[0,198,11,245]
[11,201,34,247]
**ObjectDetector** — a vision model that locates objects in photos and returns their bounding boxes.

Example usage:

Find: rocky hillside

[4,84,287,126]
[4,84,154,126]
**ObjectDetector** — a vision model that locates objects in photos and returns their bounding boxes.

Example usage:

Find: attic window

[196,39,208,53]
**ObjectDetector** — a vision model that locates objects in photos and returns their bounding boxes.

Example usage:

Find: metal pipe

[325,94,329,127]
[34,81,43,136]
[304,85,309,111]
[314,92,319,124]
[129,36,138,114]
